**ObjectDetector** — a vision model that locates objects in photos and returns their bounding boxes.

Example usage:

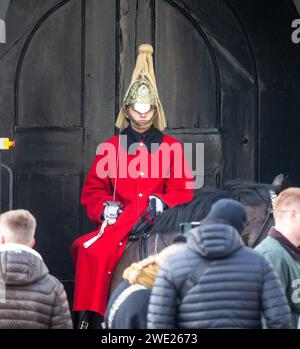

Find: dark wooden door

[0,0,258,301]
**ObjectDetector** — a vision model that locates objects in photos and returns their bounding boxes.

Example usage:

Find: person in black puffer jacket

[147,199,292,329]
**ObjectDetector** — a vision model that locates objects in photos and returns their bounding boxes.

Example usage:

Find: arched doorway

[1,0,266,303]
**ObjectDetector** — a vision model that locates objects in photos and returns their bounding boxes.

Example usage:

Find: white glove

[149,195,165,215]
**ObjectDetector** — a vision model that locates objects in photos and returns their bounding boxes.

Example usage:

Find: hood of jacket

[187,222,244,259]
[0,244,49,285]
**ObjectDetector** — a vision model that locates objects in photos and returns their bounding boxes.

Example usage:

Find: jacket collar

[121,124,164,153]
[269,227,300,262]
[0,243,43,260]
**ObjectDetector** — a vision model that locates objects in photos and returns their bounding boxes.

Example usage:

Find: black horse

[109,176,289,296]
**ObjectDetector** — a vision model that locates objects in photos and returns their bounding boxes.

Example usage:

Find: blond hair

[122,243,185,288]
[274,188,300,220]
[0,209,36,244]
[115,43,167,131]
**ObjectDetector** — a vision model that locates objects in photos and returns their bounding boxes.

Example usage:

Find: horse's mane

[151,179,279,235]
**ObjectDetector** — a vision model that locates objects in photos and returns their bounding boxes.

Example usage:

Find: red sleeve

[151,141,194,208]
[81,154,114,224]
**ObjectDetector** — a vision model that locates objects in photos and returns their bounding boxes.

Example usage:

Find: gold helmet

[115,44,167,131]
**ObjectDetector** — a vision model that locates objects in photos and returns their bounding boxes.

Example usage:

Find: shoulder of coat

[256,236,290,261]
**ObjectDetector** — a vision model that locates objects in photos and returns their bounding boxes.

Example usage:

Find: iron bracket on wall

[0,137,15,212]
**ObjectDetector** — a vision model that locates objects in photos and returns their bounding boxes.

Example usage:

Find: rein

[128,198,157,241]
[251,202,273,248]
[126,198,169,259]
[251,190,277,248]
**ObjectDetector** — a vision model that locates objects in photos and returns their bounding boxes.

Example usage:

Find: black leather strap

[129,198,156,241]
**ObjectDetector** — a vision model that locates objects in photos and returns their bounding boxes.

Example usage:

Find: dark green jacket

[256,235,300,328]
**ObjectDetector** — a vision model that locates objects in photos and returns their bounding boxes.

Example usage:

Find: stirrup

[79,320,89,329]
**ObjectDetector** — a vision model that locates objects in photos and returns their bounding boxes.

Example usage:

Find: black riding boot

[77,311,104,329]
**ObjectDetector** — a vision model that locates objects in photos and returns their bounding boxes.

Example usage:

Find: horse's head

[151,176,288,247]
[222,180,275,246]
[233,174,290,246]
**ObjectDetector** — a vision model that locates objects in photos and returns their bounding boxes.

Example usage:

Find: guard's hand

[149,195,165,215]
[102,202,123,224]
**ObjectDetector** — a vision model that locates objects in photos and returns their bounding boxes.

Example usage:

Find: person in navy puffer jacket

[147,199,292,329]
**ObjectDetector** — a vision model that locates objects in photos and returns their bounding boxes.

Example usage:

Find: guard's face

[127,106,156,131]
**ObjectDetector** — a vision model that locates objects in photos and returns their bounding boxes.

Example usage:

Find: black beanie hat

[204,199,247,234]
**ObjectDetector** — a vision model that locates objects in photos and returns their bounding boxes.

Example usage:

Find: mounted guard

[71,44,194,327]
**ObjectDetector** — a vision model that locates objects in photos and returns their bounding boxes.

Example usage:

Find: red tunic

[72,133,194,315]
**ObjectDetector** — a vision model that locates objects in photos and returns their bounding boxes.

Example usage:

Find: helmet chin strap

[126,112,157,130]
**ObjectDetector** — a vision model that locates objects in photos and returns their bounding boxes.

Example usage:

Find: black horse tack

[127,198,168,259]
[128,198,157,241]
[250,190,278,248]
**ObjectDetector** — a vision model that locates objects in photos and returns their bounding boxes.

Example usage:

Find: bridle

[251,190,277,248]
